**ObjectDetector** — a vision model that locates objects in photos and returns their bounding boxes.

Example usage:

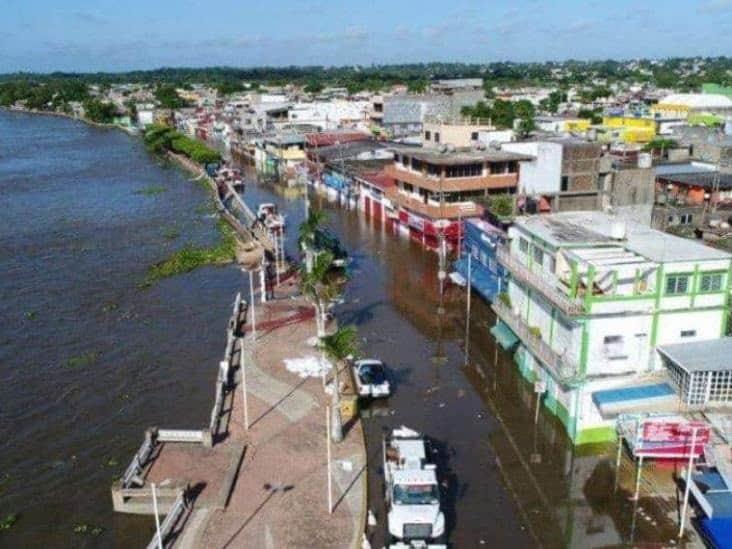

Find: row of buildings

[158,79,732,453]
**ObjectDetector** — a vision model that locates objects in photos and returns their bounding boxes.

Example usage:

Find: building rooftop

[657,170,732,191]
[658,338,732,373]
[659,93,732,109]
[514,211,731,262]
[391,146,532,165]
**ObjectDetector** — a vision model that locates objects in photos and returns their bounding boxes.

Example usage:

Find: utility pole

[248,269,257,339]
[464,251,472,365]
[151,482,163,549]
[678,427,699,538]
[240,338,249,431]
[326,405,333,514]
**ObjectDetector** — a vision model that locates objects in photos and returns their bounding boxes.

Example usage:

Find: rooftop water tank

[638,153,652,168]
[610,220,627,240]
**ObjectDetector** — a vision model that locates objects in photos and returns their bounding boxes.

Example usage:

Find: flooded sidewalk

[180,282,366,549]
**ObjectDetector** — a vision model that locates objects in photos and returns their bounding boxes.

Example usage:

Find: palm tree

[321,325,359,443]
[299,251,339,338]
[298,210,327,273]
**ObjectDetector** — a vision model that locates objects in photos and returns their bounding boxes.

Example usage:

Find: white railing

[145,491,188,549]
[493,300,582,385]
[121,431,155,488]
[496,246,584,316]
[157,430,206,444]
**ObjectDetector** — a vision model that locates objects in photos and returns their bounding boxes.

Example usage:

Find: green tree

[154,85,189,109]
[304,79,324,94]
[490,99,516,129]
[320,325,359,443]
[83,99,117,123]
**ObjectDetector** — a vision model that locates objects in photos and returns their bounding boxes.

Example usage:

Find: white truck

[383,427,445,543]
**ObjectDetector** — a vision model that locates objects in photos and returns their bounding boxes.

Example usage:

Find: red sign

[636,421,710,458]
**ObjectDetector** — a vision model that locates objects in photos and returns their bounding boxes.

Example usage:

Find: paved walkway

[181,285,366,548]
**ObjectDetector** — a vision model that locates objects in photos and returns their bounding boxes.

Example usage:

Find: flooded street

[0,110,683,548]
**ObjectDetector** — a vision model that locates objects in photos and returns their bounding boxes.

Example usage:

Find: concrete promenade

[175,279,366,549]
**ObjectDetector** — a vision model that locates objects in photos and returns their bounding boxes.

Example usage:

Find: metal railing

[146,491,189,549]
[493,300,582,385]
[496,246,584,316]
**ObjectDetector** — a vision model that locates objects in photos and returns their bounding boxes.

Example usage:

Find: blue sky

[1,0,732,73]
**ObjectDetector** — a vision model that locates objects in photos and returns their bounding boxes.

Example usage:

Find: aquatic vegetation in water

[24,311,37,320]
[0,514,17,531]
[134,185,167,196]
[65,351,99,369]
[162,226,180,240]
[142,219,237,286]
[73,523,103,536]
[102,302,119,312]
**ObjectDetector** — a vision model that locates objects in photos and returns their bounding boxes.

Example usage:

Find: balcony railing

[493,300,583,386]
[496,246,584,316]
[384,187,483,220]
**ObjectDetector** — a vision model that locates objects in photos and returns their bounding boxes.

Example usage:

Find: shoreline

[1,105,138,135]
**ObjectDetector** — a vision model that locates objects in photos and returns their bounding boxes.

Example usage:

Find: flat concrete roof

[391,146,532,165]
[658,338,732,373]
[514,211,731,262]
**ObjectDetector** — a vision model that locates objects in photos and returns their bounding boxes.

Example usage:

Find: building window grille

[532,246,544,266]
[519,237,529,254]
[700,273,723,293]
[665,274,689,295]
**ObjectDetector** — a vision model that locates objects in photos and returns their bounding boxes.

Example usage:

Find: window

[666,274,689,295]
[680,213,693,225]
[471,132,479,141]
[519,237,529,254]
[434,132,440,143]
[603,335,627,359]
[446,163,482,178]
[681,330,697,338]
[403,182,414,193]
[561,176,569,192]
[424,130,431,141]
[700,273,724,293]
[532,246,544,266]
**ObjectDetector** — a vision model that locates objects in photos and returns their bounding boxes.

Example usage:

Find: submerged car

[353,359,391,398]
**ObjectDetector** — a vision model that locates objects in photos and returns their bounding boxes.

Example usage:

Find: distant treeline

[2,57,732,92]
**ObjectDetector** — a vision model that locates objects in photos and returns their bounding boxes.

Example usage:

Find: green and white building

[493,211,732,445]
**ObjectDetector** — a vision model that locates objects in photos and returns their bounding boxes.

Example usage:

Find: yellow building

[600,116,656,143]
[563,118,591,132]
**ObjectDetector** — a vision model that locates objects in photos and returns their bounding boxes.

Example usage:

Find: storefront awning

[490,321,519,350]
[593,383,677,417]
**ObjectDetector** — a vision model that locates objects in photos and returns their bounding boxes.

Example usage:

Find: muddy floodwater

[0,111,687,548]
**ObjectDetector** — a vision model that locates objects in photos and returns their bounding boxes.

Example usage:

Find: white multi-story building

[287,101,370,131]
[493,211,732,444]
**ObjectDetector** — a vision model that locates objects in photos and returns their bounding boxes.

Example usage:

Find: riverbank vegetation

[143,219,236,286]
[82,99,117,123]
[143,124,221,165]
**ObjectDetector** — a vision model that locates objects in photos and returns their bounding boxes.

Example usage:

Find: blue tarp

[592,383,675,407]
[700,517,732,548]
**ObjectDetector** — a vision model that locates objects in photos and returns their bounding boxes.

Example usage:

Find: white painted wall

[502,141,563,195]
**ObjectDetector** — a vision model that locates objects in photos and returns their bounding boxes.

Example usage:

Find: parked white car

[353,359,391,398]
